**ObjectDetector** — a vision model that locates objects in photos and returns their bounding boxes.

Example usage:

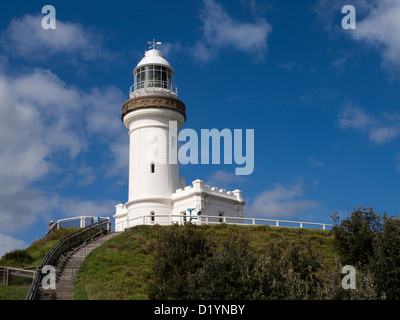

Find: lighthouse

[114,40,245,231]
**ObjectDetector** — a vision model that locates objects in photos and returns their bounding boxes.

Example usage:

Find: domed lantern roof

[130,40,178,98]
[134,49,174,74]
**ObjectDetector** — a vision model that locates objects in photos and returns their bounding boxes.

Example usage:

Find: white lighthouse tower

[116,40,186,227]
[114,40,245,231]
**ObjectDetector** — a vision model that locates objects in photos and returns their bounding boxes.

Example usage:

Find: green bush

[0,249,33,267]
[148,223,214,299]
[371,214,400,299]
[148,224,326,300]
[187,234,257,300]
[331,207,400,299]
[313,260,377,300]
[331,206,382,267]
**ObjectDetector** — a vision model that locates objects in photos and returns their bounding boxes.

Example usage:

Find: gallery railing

[129,80,178,97]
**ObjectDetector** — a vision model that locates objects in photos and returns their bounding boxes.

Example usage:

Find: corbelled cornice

[122,95,186,121]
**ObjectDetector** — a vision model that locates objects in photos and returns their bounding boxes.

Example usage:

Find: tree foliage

[331,206,382,267]
[148,223,214,299]
[332,207,400,299]
[371,214,400,299]
[0,249,33,267]
[148,208,400,300]
[149,223,325,300]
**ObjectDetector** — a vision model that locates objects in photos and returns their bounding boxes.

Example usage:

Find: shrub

[331,207,400,299]
[371,214,400,299]
[186,234,257,300]
[149,224,325,300]
[314,260,377,300]
[148,223,214,299]
[0,249,33,267]
[331,206,382,267]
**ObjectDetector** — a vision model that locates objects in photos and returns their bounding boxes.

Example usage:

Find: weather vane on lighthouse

[148,38,162,50]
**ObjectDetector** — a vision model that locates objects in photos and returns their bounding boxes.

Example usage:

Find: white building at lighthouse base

[113,179,245,232]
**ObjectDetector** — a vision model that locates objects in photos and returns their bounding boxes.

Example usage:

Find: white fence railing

[0,266,38,286]
[46,216,111,235]
[120,214,333,231]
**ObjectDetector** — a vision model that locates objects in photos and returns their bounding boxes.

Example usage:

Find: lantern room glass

[134,65,173,90]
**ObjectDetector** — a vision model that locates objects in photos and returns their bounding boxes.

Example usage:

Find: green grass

[0,227,80,268]
[0,227,80,300]
[73,224,336,300]
[74,225,158,300]
[0,284,30,300]
[0,225,336,300]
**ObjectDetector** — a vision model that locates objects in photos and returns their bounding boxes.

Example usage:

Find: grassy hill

[0,224,337,300]
[4,208,397,300]
[0,228,80,268]
[0,227,80,300]
[73,224,336,300]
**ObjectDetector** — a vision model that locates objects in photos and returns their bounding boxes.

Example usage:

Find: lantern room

[130,44,178,98]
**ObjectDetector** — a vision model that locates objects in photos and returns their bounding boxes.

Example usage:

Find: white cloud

[52,196,117,218]
[314,0,376,32]
[250,180,318,218]
[338,104,374,131]
[0,68,126,237]
[0,75,50,193]
[1,14,110,62]
[369,126,399,144]
[315,0,400,71]
[308,157,324,168]
[206,170,246,188]
[0,54,8,71]
[396,154,400,172]
[83,86,125,139]
[0,13,127,252]
[0,233,27,258]
[193,0,272,62]
[0,189,47,234]
[106,136,129,178]
[76,165,97,187]
[10,69,88,158]
[0,69,86,189]
[337,104,400,145]
[160,42,183,59]
[352,0,400,69]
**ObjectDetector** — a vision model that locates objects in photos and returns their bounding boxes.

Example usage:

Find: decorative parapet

[114,203,127,216]
[121,95,186,121]
[174,179,244,204]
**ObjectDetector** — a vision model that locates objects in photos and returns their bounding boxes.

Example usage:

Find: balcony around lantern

[129,80,178,98]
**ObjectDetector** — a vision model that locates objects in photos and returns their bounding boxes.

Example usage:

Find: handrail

[1,267,37,286]
[25,218,111,300]
[46,216,110,235]
[129,80,178,97]
[119,213,333,231]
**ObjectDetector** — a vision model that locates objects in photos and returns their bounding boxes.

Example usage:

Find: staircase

[37,232,119,300]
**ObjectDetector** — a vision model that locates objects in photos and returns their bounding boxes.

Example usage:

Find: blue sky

[1,0,400,256]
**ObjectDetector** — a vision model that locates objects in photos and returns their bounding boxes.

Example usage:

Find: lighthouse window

[154,69,161,87]
[167,72,172,90]
[151,163,155,173]
[150,211,155,222]
[145,66,153,82]
[134,65,173,90]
